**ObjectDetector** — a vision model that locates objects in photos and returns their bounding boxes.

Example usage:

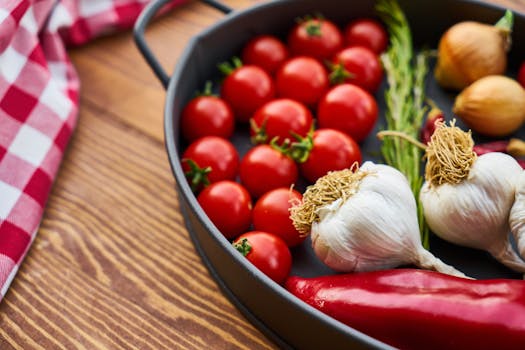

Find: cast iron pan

[134,0,525,348]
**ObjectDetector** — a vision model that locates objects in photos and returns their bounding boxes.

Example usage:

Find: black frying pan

[134,1,525,348]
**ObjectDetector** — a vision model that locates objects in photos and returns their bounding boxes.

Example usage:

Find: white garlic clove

[510,171,525,258]
[421,153,525,272]
[311,162,465,277]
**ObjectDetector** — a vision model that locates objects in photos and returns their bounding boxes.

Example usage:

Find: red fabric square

[54,123,72,152]
[23,168,52,207]
[0,146,6,162]
[10,1,30,23]
[29,46,48,68]
[0,221,30,263]
[114,3,143,29]
[0,85,38,123]
[63,18,92,46]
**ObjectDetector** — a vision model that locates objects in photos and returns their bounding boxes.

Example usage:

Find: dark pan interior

[163,1,525,349]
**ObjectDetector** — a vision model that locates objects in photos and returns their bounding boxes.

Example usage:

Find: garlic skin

[310,162,465,277]
[453,75,525,137]
[510,171,525,257]
[435,20,510,91]
[421,152,525,272]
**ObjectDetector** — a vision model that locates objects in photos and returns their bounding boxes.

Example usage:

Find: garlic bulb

[453,75,525,137]
[434,11,513,91]
[420,121,525,272]
[510,171,525,257]
[290,162,466,277]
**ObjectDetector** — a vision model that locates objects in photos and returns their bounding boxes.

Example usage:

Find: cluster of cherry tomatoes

[179,15,388,284]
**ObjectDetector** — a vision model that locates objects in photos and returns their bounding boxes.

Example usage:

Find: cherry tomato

[299,128,362,183]
[250,98,314,145]
[233,231,292,284]
[241,35,289,75]
[240,144,298,198]
[220,60,275,123]
[344,18,388,54]
[252,188,305,247]
[197,181,252,239]
[518,61,525,89]
[180,85,234,142]
[317,84,378,143]
[275,56,329,107]
[331,46,383,93]
[181,136,239,192]
[287,17,343,60]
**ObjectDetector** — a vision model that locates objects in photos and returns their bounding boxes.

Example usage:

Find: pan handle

[133,0,232,89]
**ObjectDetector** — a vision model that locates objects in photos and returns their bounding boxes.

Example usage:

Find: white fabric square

[19,6,38,34]
[0,46,28,83]
[79,1,114,17]
[39,79,73,120]
[0,8,10,25]
[48,62,68,89]
[0,181,21,219]
[8,125,52,167]
[47,3,73,32]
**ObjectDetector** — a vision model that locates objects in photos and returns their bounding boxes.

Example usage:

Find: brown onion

[434,11,513,91]
[453,75,525,137]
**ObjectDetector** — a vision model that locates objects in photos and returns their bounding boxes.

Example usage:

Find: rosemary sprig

[376,0,430,249]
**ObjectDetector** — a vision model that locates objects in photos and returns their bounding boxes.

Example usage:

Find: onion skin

[435,21,509,91]
[453,75,525,137]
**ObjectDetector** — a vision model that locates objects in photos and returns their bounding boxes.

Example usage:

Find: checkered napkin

[0,0,184,301]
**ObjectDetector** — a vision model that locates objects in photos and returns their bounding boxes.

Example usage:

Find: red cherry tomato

[344,18,388,54]
[241,35,289,75]
[181,136,239,192]
[276,56,329,107]
[317,84,378,143]
[180,89,234,143]
[250,98,314,145]
[300,128,362,183]
[197,181,252,239]
[331,46,383,93]
[518,61,525,88]
[240,144,298,198]
[220,62,275,123]
[233,231,292,284]
[287,17,343,60]
[252,188,305,247]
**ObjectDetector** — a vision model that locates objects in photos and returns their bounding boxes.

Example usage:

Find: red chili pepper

[472,139,525,169]
[473,140,510,156]
[286,269,525,350]
[420,108,444,145]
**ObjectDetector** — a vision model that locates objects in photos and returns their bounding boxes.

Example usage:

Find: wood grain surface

[0,0,523,349]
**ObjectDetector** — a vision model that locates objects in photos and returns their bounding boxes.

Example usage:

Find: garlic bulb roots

[421,121,525,272]
[453,75,525,137]
[291,162,466,277]
[424,119,476,187]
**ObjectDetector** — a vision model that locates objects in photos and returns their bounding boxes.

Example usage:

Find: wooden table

[0,0,523,349]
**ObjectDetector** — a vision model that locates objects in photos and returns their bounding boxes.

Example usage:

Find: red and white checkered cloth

[0,0,184,301]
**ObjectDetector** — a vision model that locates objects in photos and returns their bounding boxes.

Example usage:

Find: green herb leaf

[376,0,430,249]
